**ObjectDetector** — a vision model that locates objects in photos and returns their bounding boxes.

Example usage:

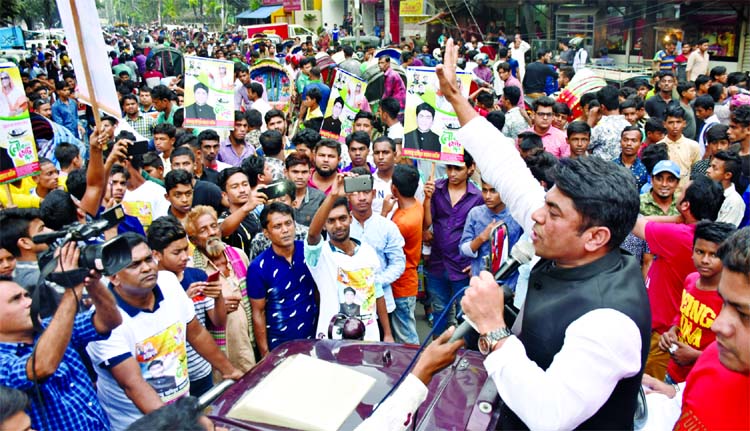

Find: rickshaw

[249,59,292,113]
[314,51,338,87]
[360,56,407,113]
[148,46,184,80]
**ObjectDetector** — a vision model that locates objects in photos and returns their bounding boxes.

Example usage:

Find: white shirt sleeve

[485,308,643,430]
[456,116,545,234]
[354,373,428,431]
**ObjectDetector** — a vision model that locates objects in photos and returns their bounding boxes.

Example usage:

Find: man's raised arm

[437,39,545,233]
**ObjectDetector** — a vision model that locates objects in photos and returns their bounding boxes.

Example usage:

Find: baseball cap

[652,160,680,177]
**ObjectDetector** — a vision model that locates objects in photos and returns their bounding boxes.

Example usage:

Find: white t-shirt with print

[86,280,196,431]
[122,180,169,231]
[305,239,384,341]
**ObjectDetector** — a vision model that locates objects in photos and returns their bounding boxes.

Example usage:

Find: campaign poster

[184,56,235,128]
[403,67,472,165]
[0,63,39,184]
[320,68,370,143]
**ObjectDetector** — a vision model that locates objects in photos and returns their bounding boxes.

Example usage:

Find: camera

[33,205,133,276]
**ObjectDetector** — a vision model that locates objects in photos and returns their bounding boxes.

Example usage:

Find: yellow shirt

[659,135,701,195]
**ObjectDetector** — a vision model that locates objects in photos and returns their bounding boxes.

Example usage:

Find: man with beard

[305,174,393,342]
[186,206,256,375]
[218,111,255,167]
[86,232,242,430]
[309,139,341,195]
[218,167,267,257]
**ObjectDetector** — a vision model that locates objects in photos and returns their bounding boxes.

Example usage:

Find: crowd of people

[0,20,748,431]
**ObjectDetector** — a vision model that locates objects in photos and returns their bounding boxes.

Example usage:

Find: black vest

[501,250,651,430]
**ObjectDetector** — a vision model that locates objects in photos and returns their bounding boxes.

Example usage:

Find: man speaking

[442,38,651,429]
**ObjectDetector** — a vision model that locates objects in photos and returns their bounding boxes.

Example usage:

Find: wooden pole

[68,0,104,134]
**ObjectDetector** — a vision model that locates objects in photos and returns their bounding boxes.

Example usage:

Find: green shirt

[156,103,177,125]
[640,192,679,216]
[296,73,311,95]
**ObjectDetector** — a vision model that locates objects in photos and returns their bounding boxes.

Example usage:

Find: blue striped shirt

[0,310,111,430]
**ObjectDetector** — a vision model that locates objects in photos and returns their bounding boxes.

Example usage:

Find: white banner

[56,0,121,118]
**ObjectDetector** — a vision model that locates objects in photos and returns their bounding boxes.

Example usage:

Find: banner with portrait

[403,67,472,165]
[0,63,39,184]
[319,68,370,143]
[184,56,235,129]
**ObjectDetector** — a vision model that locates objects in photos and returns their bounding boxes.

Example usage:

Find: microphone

[449,241,535,342]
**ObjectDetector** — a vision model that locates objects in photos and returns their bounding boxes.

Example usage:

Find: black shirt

[219,209,261,257]
[522,61,557,94]
[199,168,220,186]
[644,93,680,121]
[193,180,224,216]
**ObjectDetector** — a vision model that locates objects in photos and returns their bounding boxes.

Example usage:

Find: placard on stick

[56,0,121,120]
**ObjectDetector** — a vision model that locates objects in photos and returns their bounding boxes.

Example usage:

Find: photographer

[0,242,122,430]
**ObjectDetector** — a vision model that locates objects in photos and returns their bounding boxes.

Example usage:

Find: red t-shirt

[674,342,750,431]
[666,272,722,383]
[645,222,697,333]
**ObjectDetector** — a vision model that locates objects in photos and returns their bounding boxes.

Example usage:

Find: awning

[236,5,282,19]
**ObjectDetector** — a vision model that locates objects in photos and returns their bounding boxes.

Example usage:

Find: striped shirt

[0,311,111,431]
[179,268,215,381]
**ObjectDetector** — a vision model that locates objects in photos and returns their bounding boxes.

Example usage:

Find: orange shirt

[390,203,423,298]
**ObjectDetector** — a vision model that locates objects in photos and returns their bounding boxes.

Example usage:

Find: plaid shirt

[0,310,111,431]
[125,113,156,139]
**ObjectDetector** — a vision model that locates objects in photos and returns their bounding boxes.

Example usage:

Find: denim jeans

[426,271,469,335]
[391,296,419,344]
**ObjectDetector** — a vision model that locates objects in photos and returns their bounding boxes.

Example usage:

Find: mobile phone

[128,140,149,156]
[206,272,220,283]
[258,181,292,200]
[344,175,373,193]
[100,204,126,228]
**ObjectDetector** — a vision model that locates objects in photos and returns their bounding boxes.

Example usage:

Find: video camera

[32,205,133,276]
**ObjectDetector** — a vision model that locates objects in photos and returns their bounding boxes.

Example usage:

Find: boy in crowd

[691,124,731,179]
[643,118,667,150]
[620,98,639,126]
[659,106,701,193]
[658,221,736,384]
[613,126,649,190]
[694,95,720,154]
[153,123,177,173]
[141,152,165,182]
[459,177,523,284]
[382,164,423,344]
[163,169,195,224]
[148,216,226,397]
[54,142,82,189]
[677,81,697,141]
[566,121,591,159]
[706,150,746,227]
[552,102,570,130]
[343,131,374,173]
[423,151,484,335]
[303,87,324,121]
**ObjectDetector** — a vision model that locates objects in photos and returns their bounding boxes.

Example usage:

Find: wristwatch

[478,327,512,356]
